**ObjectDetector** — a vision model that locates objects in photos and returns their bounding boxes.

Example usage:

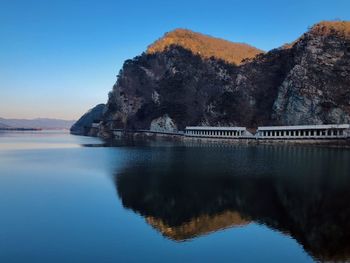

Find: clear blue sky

[1,0,349,120]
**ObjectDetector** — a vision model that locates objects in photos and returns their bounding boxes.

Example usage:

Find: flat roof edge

[258,124,350,130]
[185,126,246,130]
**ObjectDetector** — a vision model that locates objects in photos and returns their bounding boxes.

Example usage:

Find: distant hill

[0,122,10,129]
[0,118,76,129]
[147,28,264,65]
[70,104,105,135]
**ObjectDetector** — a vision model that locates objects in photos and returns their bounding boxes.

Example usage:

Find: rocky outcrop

[77,21,350,138]
[70,104,105,136]
[100,46,243,138]
[150,114,178,133]
[272,21,350,125]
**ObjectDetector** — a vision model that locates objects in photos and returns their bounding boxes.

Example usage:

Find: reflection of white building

[257,124,350,139]
[185,126,252,138]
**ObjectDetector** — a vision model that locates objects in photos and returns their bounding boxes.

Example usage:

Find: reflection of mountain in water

[146,210,249,241]
[113,145,350,262]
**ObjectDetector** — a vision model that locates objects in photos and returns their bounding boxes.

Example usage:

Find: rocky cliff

[73,21,350,137]
[273,21,350,125]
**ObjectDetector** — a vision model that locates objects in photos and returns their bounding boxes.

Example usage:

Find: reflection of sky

[0,132,315,262]
[0,142,81,150]
[2,132,350,262]
[0,130,103,150]
[1,1,350,119]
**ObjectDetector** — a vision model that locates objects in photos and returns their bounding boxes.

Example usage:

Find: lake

[0,131,349,263]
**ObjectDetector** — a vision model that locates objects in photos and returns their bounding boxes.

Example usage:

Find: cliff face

[273,22,350,125]
[101,46,243,136]
[79,21,350,137]
[100,46,292,136]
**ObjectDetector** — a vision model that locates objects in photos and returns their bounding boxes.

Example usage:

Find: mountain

[147,28,263,65]
[74,21,350,137]
[0,122,10,129]
[70,104,105,135]
[0,117,76,129]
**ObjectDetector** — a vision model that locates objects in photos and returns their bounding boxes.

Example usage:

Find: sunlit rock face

[113,145,350,262]
[146,28,263,65]
[95,21,350,138]
[272,21,350,125]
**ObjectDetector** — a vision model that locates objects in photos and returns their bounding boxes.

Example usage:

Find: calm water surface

[0,131,350,263]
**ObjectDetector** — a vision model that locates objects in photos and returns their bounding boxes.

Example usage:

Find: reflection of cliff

[114,145,350,262]
[146,211,249,241]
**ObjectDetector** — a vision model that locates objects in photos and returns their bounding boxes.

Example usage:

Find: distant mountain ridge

[0,117,75,129]
[0,122,10,129]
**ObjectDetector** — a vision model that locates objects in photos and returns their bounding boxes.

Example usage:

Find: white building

[257,124,350,139]
[185,126,251,138]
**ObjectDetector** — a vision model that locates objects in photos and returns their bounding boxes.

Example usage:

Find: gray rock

[150,114,178,132]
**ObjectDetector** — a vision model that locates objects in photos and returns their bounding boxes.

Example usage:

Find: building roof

[185,126,246,131]
[257,124,350,131]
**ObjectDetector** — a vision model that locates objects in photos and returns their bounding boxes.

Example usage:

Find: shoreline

[104,130,350,148]
[0,128,42,131]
